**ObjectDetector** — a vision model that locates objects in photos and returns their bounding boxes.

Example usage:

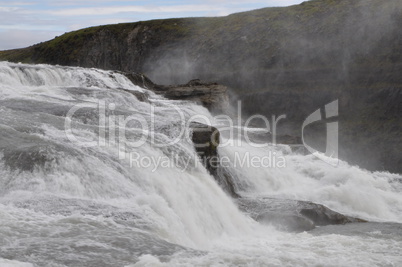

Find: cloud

[0,2,34,6]
[47,5,225,17]
[45,0,142,6]
[44,1,305,17]
[0,29,61,50]
[197,0,304,7]
[0,7,19,12]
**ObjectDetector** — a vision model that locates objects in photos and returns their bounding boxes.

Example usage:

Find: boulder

[189,122,239,198]
[189,121,220,174]
[257,212,315,232]
[299,204,366,226]
[237,197,366,232]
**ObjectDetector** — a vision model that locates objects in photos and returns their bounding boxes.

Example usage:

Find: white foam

[219,137,402,222]
[1,61,401,266]
[0,259,33,267]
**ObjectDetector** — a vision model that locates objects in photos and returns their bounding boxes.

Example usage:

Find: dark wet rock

[299,204,366,226]
[124,72,166,92]
[189,122,239,198]
[129,90,149,102]
[164,79,229,113]
[125,72,229,113]
[237,197,366,232]
[189,121,220,173]
[310,221,402,239]
[257,212,315,232]
[118,87,151,102]
[214,166,240,198]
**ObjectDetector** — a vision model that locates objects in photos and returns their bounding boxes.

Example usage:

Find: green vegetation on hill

[2,0,400,71]
[0,18,196,64]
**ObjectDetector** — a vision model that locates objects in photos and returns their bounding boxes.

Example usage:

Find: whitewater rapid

[0,62,401,266]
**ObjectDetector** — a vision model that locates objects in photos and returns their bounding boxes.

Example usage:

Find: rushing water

[0,62,401,267]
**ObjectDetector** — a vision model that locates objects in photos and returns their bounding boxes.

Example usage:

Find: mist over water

[0,62,401,266]
[135,0,402,174]
[143,0,402,84]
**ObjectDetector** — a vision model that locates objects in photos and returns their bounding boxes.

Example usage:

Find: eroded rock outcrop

[189,122,239,198]
[189,122,220,174]
[164,80,229,113]
[237,197,366,232]
[125,73,229,113]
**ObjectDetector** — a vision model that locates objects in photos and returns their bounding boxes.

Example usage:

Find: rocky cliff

[124,73,229,113]
[1,0,401,173]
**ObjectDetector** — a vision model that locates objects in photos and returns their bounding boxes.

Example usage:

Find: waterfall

[1,61,401,267]
[0,62,255,249]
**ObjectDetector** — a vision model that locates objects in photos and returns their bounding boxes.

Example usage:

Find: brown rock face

[189,122,220,174]
[165,79,229,113]
[189,122,239,198]
[125,73,229,113]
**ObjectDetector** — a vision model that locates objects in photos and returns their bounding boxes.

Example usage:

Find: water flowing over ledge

[0,62,401,266]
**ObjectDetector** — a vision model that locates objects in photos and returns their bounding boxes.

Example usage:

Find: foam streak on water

[0,62,401,267]
[218,141,402,223]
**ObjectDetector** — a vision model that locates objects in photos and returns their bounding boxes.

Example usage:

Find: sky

[0,0,305,50]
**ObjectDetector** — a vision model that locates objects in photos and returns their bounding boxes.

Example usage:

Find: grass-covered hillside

[2,0,401,80]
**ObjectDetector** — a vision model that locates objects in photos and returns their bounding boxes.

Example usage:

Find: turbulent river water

[0,62,401,267]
